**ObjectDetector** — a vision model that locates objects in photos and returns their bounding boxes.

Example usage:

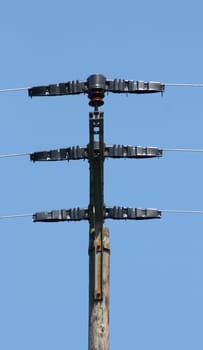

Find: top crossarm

[106,79,165,94]
[28,80,87,97]
[28,74,165,98]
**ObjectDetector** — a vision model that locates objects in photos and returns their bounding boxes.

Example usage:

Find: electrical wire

[0,87,29,93]
[0,152,30,159]
[161,209,203,214]
[0,213,33,220]
[164,83,203,87]
[163,147,203,153]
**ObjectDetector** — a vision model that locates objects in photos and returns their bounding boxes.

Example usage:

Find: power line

[165,83,203,87]
[0,213,33,220]
[161,209,203,214]
[0,152,30,159]
[0,87,29,93]
[163,147,203,153]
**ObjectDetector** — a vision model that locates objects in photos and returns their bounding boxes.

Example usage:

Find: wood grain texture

[88,228,110,350]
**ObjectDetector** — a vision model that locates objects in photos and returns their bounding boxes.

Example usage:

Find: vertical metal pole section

[88,109,110,350]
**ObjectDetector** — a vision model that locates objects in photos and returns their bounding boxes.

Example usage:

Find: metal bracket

[94,232,103,301]
[88,110,105,301]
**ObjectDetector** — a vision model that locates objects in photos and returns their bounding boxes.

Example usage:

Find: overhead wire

[0,152,30,159]
[0,87,29,93]
[161,209,203,214]
[0,213,33,219]
[162,147,203,153]
[164,83,203,87]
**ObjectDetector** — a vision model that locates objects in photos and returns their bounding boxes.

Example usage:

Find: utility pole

[29,74,164,350]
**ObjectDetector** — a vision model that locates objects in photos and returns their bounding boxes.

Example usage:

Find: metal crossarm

[32,208,89,222]
[28,80,87,97]
[105,145,162,158]
[33,206,161,222]
[30,146,88,162]
[28,74,165,99]
[30,145,162,162]
[106,79,165,94]
[105,207,161,220]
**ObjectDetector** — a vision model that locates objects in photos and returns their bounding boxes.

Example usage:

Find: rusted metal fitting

[94,288,102,301]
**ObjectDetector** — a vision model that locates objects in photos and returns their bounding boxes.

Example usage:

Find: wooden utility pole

[88,227,110,350]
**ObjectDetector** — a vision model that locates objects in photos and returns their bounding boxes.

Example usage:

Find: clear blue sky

[0,1,203,349]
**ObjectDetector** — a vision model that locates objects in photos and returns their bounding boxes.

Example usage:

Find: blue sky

[0,1,203,349]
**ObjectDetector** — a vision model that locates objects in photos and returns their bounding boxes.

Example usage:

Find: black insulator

[87,74,106,107]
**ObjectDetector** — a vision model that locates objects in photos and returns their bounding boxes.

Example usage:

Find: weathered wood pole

[88,228,110,350]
